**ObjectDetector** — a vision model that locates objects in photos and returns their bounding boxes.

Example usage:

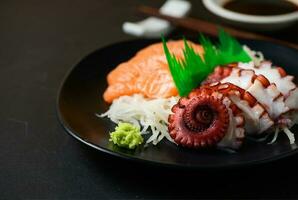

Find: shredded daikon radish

[267,127,296,145]
[283,127,296,144]
[243,45,264,66]
[100,94,179,145]
[268,128,279,144]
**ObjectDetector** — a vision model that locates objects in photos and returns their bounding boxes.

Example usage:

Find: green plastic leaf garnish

[162,29,252,96]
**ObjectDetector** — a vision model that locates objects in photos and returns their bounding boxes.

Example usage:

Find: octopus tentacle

[203,82,274,135]
[168,91,230,148]
[237,61,296,96]
[204,62,297,145]
[202,87,246,148]
[208,62,296,97]
[169,84,246,149]
[221,68,289,120]
[170,61,297,149]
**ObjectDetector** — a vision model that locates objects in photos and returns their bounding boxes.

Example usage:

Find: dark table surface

[1,0,297,199]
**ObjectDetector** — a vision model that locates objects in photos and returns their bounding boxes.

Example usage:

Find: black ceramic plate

[57,39,298,168]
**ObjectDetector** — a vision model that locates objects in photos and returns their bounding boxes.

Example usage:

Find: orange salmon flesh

[103,40,204,103]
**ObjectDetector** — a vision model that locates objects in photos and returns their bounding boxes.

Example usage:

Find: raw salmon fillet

[103,40,204,103]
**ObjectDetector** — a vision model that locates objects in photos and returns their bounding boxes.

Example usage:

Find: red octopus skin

[202,65,234,85]
[201,82,258,107]
[168,90,230,148]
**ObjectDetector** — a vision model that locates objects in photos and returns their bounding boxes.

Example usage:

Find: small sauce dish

[202,0,298,31]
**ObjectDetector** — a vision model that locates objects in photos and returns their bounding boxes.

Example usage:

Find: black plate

[57,38,298,169]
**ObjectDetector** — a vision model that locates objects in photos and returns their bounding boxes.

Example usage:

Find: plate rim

[56,38,298,169]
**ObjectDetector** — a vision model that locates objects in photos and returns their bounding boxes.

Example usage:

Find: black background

[0,0,297,199]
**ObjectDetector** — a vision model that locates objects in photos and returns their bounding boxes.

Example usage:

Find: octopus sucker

[255,75,271,88]
[276,67,287,77]
[243,92,257,107]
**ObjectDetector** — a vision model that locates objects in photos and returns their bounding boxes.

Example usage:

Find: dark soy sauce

[223,0,298,16]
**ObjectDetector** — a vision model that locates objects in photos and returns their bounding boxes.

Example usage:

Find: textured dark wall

[0,0,297,199]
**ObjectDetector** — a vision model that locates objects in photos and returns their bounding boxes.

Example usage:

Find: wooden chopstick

[137,5,298,50]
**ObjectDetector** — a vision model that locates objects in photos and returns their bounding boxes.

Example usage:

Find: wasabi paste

[109,122,143,149]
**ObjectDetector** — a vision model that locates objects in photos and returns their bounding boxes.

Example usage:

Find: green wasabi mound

[109,122,143,149]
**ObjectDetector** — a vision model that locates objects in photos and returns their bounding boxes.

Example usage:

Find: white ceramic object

[202,0,298,31]
[122,0,191,38]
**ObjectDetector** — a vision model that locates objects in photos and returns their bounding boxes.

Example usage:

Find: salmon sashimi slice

[103,40,204,103]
